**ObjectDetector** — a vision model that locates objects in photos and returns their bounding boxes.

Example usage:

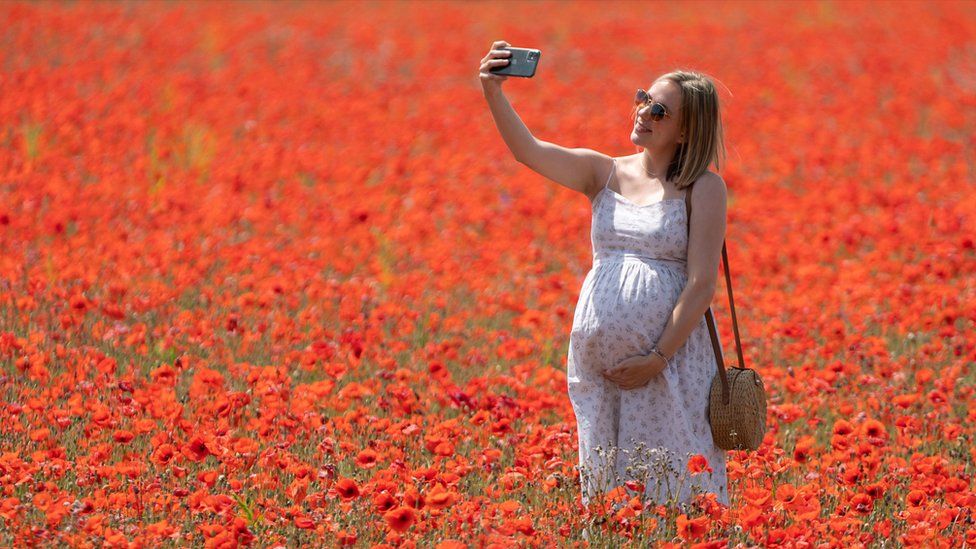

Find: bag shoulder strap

[685,180,746,406]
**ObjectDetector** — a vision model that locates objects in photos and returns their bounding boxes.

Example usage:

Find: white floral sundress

[567,157,730,509]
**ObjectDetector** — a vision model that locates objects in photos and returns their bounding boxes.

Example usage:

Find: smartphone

[489,47,541,78]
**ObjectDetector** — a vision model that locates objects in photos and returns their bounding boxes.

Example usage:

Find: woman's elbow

[686,276,718,302]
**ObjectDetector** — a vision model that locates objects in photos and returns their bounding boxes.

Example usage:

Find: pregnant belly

[570,271,681,366]
[575,266,680,329]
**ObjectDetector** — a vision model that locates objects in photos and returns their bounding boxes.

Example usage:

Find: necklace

[639,156,659,178]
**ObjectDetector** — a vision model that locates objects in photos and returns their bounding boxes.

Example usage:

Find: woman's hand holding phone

[481,39,537,162]
[479,40,512,95]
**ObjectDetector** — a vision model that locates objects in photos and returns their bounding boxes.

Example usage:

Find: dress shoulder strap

[603,158,615,189]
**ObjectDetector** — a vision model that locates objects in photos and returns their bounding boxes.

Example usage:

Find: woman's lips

[636,121,652,133]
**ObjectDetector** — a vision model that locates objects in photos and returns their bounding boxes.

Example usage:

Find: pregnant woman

[479,40,731,512]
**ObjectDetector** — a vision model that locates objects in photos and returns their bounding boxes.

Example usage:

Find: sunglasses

[634,89,671,122]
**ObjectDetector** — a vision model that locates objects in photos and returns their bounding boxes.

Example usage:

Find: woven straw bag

[685,182,767,451]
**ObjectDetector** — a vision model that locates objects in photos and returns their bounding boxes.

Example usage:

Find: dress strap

[603,158,615,189]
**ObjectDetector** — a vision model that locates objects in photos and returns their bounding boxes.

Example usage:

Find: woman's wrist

[648,346,670,368]
[482,83,504,99]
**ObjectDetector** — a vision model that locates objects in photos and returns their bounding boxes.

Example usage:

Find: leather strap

[685,181,744,406]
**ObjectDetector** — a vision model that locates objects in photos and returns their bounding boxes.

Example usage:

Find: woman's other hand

[602,353,667,390]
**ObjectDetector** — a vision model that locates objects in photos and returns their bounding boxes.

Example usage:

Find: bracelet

[649,346,670,369]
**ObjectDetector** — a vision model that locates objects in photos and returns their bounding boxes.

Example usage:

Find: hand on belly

[602,353,666,390]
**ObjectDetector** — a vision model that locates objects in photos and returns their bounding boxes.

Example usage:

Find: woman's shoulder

[687,170,727,207]
[697,169,725,186]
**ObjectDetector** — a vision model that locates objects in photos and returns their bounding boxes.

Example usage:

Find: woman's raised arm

[480,40,601,198]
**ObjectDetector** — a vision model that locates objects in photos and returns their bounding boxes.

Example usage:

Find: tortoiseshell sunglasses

[634,88,672,121]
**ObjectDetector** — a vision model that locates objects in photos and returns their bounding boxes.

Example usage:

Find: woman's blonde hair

[630,70,727,190]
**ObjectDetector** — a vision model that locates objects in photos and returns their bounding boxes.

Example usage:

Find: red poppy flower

[383,506,416,532]
[181,436,209,462]
[335,478,360,500]
[687,454,712,474]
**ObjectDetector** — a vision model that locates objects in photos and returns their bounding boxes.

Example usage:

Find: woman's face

[631,79,683,150]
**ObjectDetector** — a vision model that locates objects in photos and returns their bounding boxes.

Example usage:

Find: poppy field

[2,0,976,546]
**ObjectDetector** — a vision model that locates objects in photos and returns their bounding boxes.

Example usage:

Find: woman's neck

[640,150,674,180]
